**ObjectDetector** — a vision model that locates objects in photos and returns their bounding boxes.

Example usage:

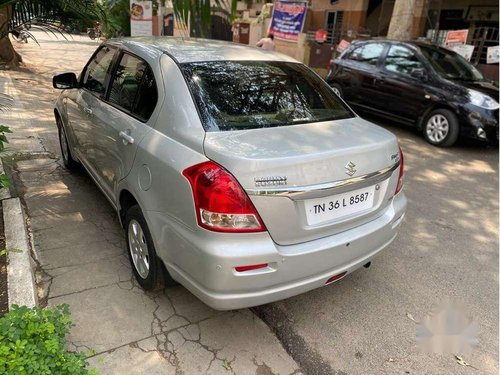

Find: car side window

[108,52,158,121]
[82,46,116,97]
[345,43,385,66]
[134,67,158,121]
[384,45,424,76]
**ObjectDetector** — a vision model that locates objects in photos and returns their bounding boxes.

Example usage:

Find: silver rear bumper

[147,192,407,310]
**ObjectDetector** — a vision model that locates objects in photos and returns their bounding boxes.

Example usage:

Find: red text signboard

[336,39,350,53]
[315,29,328,43]
[445,29,468,45]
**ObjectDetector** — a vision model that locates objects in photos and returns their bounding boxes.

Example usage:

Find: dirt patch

[0,203,8,316]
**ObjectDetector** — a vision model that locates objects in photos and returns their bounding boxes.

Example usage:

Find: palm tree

[173,0,237,38]
[101,0,239,39]
[0,0,101,68]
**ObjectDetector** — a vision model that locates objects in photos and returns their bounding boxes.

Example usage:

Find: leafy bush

[0,304,97,374]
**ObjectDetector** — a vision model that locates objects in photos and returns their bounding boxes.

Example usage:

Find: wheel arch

[417,103,460,130]
[118,189,139,227]
[54,108,62,125]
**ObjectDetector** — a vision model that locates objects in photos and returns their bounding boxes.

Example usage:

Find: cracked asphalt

[1,32,498,374]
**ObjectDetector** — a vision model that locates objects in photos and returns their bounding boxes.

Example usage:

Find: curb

[3,197,37,308]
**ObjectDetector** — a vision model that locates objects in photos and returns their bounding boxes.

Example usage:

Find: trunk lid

[203,118,401,245]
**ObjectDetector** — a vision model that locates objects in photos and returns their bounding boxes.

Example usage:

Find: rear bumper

[148,192,407,310]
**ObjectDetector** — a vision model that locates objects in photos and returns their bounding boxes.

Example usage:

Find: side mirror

[410,68,428,81]
[53,72,80,89]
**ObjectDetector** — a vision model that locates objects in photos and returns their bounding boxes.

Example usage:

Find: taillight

[395,146,404,195]
[182,161,266,233]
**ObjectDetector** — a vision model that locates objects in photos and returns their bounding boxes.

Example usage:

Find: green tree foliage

[99,0,130,38]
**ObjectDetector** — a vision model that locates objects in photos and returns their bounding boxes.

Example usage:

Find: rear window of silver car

[181,61,354,131]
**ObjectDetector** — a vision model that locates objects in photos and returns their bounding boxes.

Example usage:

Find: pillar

[387,0,428,40]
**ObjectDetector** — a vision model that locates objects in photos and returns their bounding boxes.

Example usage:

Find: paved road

[4,33,499,374]
[255,121,498,374]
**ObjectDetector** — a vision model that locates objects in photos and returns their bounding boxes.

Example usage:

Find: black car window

[108,53,158,121]
[345,43,384,66]
[419,45,484,81]
[384,45,424,75]
[181,61,354,132]
[82,46,116,97]
[134,67,158,121]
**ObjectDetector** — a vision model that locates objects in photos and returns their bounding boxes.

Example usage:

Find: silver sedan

[53,38,407,310]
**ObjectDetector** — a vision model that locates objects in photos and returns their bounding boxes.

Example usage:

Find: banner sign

[336,39,350,53]
[269,1,307,42]
[449,44,474,61]
[445,29,468,46]
[130,0,153,36]
[315,29,327,43]
[486,46,499,64]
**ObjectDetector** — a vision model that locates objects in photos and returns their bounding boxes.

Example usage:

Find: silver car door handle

[119,131,135,144]
[83,106,93,115]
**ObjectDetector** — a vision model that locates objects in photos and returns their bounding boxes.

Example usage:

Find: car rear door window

[384,45,424,75]
[108,52,158,121]
[82,46,116,97]
[133,67,158,121]
[345,43,385,66]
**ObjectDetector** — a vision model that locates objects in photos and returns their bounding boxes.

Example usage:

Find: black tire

[125,205,177,290]
[330,83,344,99]
[56,117,79,170]
[422,108,460,147]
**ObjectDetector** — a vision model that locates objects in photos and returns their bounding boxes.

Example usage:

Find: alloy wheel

[59,126,69,163]
[426,114,449,143]
[128,219,150,279]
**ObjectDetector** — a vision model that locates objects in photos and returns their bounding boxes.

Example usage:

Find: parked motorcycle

[87,22,101,40]
[12,26,29,43]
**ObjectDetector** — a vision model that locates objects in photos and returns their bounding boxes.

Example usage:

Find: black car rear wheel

[423,109,459,147]
[330,83,344,99]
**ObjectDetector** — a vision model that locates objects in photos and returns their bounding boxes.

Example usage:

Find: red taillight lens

[182,161,266,233]
[395,146,404,195]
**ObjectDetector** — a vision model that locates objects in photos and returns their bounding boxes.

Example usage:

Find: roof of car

[109,37,298,64]
[352,39,441,50]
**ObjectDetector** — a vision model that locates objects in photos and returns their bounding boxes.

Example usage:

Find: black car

[326,40,499,147]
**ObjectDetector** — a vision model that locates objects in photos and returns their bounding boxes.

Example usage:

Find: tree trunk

[0,6,21,69]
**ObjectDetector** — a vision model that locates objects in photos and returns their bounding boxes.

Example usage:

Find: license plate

[305,185,375,226]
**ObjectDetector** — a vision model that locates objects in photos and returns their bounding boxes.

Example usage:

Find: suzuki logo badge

[345,161,356,176]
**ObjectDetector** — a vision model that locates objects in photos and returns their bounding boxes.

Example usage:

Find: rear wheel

[57,117,79,170]
[423,109,459,147]
[125,205,177,290]
[330,83,344,98]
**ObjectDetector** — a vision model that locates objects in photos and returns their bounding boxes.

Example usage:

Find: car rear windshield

[181,61,354,131]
